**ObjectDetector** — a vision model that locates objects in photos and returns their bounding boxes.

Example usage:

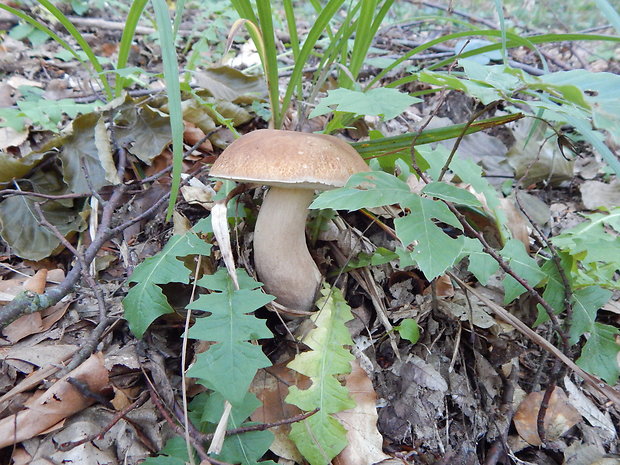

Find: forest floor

[0,2,619,465]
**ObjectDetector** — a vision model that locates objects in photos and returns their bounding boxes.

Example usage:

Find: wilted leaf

[57,112,111,194]
[0,150,47,183]
[115,104,172,164]
[194,66,268,104]
[250,365,307,463]
[0,189,86,261]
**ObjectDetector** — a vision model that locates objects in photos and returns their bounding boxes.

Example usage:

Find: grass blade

[115,0,148,96]
[151,0,184,220]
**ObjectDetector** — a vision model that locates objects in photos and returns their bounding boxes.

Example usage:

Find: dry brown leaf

[513,387,582,446]
[3,301,70,343]
[333,360,390,465]
[184,122,214,152]
[0,352,109,448]
[250,364,309,463]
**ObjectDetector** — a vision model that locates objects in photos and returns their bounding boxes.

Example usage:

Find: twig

[145,379,216,464]
[514,192,573,338]
[437,100,502,182]
[194,408,320,443]
[0,190,90,200]
[57,391,149,451]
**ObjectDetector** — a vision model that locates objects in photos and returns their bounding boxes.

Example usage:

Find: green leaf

[396,195,464,280]
[499,239,546,303]
[16,98,99,132]
[200,391,274,465]
[122,231,212,338]
[461,237,499,285]
[127,233,212,285]
[185,269,273,405]
[534,255,573,326]
[577,322,620,384]
[395,319,420,344]
[311,171,414,211]
[569,286,613,345]
[286,285,356,465]
[422,182,482,207]
[122,281,175,339]
[310,87,420,120]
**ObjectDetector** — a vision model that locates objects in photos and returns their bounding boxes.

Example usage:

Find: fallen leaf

[23,269,47,294]
[250,364,308,463]
[333,360,390,465]
[513,387,582,446]
[0,352,109,448]
[580,180,620,210]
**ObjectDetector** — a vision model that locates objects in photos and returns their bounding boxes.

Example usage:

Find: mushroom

[209,129,369,311]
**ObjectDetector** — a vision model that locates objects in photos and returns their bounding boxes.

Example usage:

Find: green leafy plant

[286,285,356,465]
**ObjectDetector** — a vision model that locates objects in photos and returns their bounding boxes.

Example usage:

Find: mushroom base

[253,187,321,311]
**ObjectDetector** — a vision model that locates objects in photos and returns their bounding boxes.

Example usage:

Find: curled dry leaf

[0,352,109,448]
[513,387,582,446]
[333,360,390,465]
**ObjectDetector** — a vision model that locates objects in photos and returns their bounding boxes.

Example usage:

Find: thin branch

[57,391,149,451]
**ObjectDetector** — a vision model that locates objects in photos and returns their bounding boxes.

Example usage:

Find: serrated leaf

[500,239,546,303]
[289,412,348,465]
[576,322,620,384]
[185,269,273,405]
[461,237,499,285]
[123,281,175,339]
[187,290,273,341]
[310,87,420,120]
[122,231,212,337]
[286,285,355,465]
[16,98,99,132]
[311,171,414,211]
[128,233,212,284]
[569,286,613,345]
[422,182,482,207]
[187,341,271,405]
[535,255,573,326]
[395,195,464,280]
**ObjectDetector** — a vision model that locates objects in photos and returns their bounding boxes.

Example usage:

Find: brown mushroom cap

[210,129,370,189]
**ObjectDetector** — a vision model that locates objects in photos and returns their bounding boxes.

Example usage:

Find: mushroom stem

[253,186,321,310]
